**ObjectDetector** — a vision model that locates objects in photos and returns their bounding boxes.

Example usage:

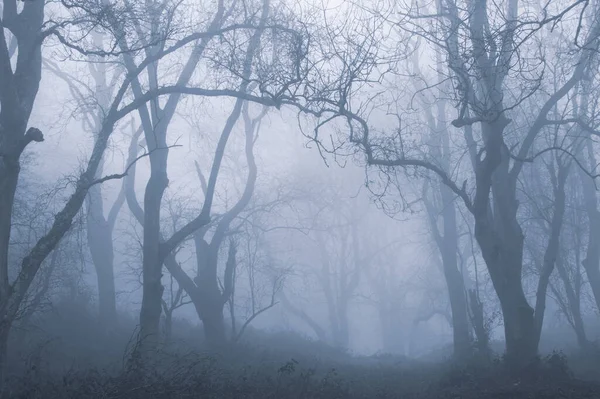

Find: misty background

[3,0,600,397]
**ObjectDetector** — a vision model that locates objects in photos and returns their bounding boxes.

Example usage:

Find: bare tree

[416,54,472,358]
[365,247,410,355]
[332,0,600,365]
[0,0,195,382]
[124,77,270,348]
[43,43,137,327]
[114,0,350,357]
[228,217,288,343]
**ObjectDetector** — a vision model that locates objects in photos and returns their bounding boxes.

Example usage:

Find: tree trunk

[377,299,403,354]
[468,289,490,358]
[279,291,329,342]
[0,154,19,304]
[423,182,471,359]
[555,257,589,350]
[335,300,350,349]
[442,254,471,359]
[137,148,168,357]
[0,325,8,391]
[420,75,472,359]
[533,163,567,349]
[86,186,118,327]
[475,204,537,365]
[194,236,227,346]
[439,185,471,360]
[164,310,173,343]
[197,294,226,346]
[0,3,45,308]
[580,152,600,312]
[471,121,537,367]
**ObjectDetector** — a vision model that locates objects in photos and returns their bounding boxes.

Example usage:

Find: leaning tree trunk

[279,291,329,343]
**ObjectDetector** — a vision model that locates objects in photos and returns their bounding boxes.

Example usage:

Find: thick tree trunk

[476,191,537,365]
[495,271,537,365]
[197,293,226,346]
[0,5,44,298]
[0,131,43,387]
[471,120,537,367]
[475,201,537,365]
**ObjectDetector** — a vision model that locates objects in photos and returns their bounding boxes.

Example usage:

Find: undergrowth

[4,345,600,399]
[5,303,600,398]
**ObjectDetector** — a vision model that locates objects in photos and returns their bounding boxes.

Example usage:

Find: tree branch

[86,143,182,189]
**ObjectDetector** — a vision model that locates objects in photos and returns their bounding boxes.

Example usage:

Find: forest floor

[5,312,600,399]
[6,338,600,399]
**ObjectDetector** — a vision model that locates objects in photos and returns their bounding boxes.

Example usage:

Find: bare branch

[86,144,182,189]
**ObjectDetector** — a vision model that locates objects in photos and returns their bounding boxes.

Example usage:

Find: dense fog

[2,0,600,397]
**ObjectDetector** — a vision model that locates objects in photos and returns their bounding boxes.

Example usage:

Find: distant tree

[44,44,137,328]
[228,218,288,343]
[413,53,472,359]
[161,273,191,343]
[114,0,364,358]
